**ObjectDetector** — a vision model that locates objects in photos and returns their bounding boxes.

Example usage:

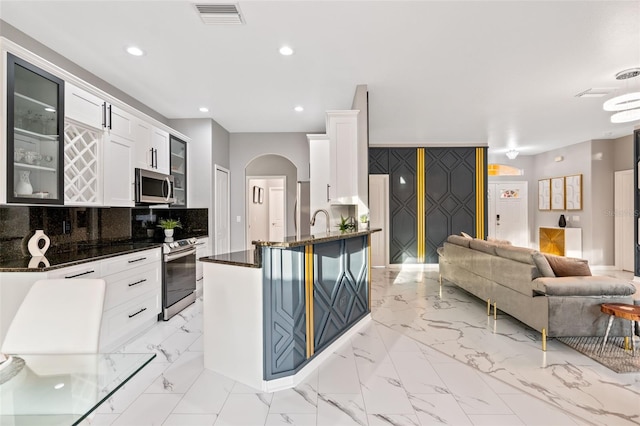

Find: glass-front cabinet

[7,53,64,204]
[170,135,187,207]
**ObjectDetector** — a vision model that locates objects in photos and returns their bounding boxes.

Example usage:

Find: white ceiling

[1,0,639,155]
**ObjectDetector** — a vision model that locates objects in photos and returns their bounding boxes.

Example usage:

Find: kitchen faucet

[310,209,331,234]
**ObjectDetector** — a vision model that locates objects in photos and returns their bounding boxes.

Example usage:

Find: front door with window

[488,182,529,247]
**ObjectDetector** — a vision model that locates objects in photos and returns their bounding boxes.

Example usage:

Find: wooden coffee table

[600,303,640,355]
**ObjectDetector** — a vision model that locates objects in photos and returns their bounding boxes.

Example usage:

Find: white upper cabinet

[135,120,169,174]
[325,110,359,204]
[151,127,170,174]
[104,134,134,207]
[308,134,331,233]
[65,83,105,130]
[108,105,136,141]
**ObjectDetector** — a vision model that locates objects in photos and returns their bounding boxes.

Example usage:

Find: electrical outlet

[236,216,241,223]
[572,216,580,222]
[62,220,71,234]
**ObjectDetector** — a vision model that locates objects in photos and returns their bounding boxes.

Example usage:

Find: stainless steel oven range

[161,237,197,320]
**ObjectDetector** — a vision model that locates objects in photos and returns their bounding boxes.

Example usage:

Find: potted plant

[338,215,357,233]
[359,213,369,230]
[157,218,182,238]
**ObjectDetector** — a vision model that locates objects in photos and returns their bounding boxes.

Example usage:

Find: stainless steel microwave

[135,168,176,204]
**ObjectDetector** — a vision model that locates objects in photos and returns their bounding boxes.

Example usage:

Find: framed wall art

[565,174,582,210]
[551,177,565,210]
[538,179,550,210]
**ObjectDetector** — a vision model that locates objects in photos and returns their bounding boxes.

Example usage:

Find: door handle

[108,104,112,129]
[102,102,107,128]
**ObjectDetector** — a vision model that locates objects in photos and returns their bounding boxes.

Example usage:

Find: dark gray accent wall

[425,148,478,262]
[635,130,640,276]
[388,149,419,264]
[262,247,307,380]
[369,147,389,175]
[313,236,368,353]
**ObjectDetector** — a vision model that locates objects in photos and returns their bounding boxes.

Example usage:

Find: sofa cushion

[532,276,636,297]
[469,238,498,255]
[532,252,555,277]
[447,235,471,248]
[488,237,512,245]
[495,245,536,265]
[544,254,591,277]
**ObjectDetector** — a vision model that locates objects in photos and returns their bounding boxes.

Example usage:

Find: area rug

[558,336,640,373]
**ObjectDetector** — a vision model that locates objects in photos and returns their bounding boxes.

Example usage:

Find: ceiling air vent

[574,88,613,98]
[194,3,244,25]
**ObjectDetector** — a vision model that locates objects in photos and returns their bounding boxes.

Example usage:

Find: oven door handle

[164,248,196,262]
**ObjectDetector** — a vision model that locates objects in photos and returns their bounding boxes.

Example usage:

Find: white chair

[1,279,106,354]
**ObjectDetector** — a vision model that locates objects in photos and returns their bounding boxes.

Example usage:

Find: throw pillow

[460,231,473,239]
[543,253,592,277]
[532,252,555,277]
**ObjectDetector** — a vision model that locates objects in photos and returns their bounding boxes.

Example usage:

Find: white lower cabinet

[195,237,210,298]
[98,248,162,351]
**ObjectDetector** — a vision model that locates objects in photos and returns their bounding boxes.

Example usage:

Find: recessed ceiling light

[199,107,209,112]
[279,46,294,56]
[294,106,304,112]
[126,46,145,56]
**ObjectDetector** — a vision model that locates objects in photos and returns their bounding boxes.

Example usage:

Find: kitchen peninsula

[200,228,379,391]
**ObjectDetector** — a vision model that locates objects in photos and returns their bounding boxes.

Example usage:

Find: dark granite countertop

[252,228,381,248]
[200,228,381,268]
[200,249,261,268]
[0,233,208,273]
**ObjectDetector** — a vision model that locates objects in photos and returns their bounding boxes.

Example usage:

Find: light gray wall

[169,118,230,239]
[229,133,310,251]
[591,140,615,265]
[0,20,168,124]
[613,134,634,172]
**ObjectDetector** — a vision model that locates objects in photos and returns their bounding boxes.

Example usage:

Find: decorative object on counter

[15,171,33,196]
[142,221,155,237]
[338,215,357,232]
[359,213,369,230]
[558,214,567,228]
[28,256,50,269]
[158,218,182,238]
[27,230,50,256]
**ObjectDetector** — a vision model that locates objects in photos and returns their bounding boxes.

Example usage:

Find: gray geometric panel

[369,148,389,174]
[425,148,479,263]
[263,247,307,380]
[314,237,368,354]
[389,148,418,264]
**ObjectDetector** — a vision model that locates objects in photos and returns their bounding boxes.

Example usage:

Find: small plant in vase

[158,218,182,238]
[338,215,357,233]
[359,213,369,230]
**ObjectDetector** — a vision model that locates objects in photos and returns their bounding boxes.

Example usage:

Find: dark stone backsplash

[0,206,208,261]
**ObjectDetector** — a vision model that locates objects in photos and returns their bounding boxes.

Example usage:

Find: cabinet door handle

[102,102,107,128]
[128,279,147,287]
[65,270,95,279]
[127,257,147,264]
[326,184,330,202]
[108,104,112,129]
[128,307,147,318]
[154,148,158,168]
[149,148,154,168]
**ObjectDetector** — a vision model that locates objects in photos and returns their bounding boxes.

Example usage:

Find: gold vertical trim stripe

[367,234,372,310]
[304,245,315,358]
[475,148,485,239]
[416,148,425,262]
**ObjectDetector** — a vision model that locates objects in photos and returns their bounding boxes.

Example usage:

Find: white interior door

[214,165,230,254]
[615,170,634,271]
[269,187,285,241]
[488,182,528,247]
[369,175,389,267]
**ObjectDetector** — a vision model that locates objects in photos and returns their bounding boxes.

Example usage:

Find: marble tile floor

[85,268,639,426]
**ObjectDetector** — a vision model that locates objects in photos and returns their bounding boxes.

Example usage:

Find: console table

[539,227,582,258]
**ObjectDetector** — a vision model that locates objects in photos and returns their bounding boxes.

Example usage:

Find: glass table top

[0,352,156,425]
